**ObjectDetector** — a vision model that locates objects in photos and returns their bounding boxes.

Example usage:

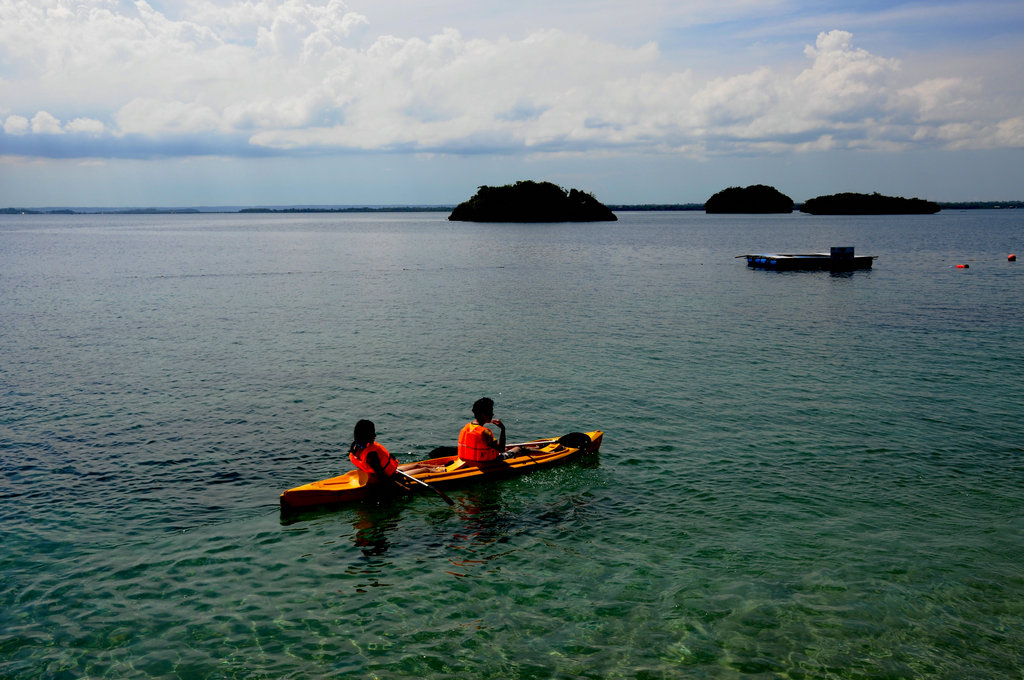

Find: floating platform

[740,247,877,271]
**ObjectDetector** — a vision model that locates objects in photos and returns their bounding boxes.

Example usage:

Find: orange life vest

[349,442,399,477]
[458,422,498,462]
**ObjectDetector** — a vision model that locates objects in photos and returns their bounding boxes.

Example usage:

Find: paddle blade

[557,432,592,451]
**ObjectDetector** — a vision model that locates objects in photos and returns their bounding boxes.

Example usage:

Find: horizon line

[3,199,1024,215]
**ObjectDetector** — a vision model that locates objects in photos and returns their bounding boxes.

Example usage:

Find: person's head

[352,419,376,445]
[472,397,494,423]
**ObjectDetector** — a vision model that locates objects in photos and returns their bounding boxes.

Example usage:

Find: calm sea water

[1,210,1022,679]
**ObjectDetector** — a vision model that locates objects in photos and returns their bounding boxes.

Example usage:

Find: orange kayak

[280,431,603,510]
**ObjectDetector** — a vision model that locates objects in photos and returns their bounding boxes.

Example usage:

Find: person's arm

[367,450,399,487]
[491,419,506,453]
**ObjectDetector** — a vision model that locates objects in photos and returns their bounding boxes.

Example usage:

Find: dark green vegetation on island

[705,185,794,213]
[801,192,940,215]
[448,181,617,222]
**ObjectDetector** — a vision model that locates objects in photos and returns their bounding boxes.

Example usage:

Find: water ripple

[2,211,1023,678]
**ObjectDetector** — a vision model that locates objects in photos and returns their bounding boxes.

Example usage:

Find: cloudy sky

[2,0,1023,207]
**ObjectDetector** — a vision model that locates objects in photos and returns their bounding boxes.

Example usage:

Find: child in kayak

[456,397,541,465]
[348,419,442,483]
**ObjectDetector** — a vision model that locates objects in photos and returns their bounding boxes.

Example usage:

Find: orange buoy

[956,264,969,269]
[1010,254,1017,261]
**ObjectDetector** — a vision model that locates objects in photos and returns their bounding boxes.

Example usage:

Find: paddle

[395,469,455,506]
[506,433,592,451]
[505,438,559,449]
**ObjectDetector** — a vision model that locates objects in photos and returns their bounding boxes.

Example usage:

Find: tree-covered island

[448,181,617,222]
[704,185,794,213]
[800,192,940,214]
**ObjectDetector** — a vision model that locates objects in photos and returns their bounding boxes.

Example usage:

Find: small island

[800,192,940,215]
[448,181,617,222]
[704,185,794,214]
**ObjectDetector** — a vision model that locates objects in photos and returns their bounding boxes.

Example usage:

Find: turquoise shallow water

[1,210,1022,678]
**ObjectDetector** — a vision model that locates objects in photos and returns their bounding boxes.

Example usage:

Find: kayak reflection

[446,486,515,578]
[351,504,403,558]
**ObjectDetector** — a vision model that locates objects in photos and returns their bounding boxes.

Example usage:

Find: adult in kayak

[456,398,541,466]
[349,419,442,484]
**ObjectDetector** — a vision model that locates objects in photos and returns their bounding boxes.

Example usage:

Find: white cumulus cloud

[31,111,64,134]
[4,115,31,135]
[115,98,223,136]
[65,117,107,135]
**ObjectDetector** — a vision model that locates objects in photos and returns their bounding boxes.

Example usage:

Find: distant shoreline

[0,206,456,215]
[2,201,1022,215]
